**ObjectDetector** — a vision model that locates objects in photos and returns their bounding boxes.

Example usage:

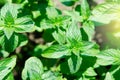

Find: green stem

[110,66,120,75]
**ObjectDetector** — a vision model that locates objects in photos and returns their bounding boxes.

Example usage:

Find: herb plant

[0,0,120,80]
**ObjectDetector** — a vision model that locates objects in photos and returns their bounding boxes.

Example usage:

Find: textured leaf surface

[97,49,120,66]
[22,57,44,80]
[0,33,27,52]
[90,2,120,25]
[104,72,115,80]
[0,56,16,80]
[68,54,82,74]
[66,22,81,44]
[42,45,70,58]
[42,71,63,80]
[14,16,35,33]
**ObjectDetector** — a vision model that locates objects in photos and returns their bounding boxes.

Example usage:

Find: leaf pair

[60,0,79,6]
[0,33,28,52]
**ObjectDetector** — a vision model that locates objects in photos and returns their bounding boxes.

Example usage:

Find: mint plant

[0,3,34,52]
[0,0,120,80]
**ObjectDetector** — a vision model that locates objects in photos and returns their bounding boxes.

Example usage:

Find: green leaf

[83,67,97,76]
[0,56,16,80]
[1,3,21,19]
[14,16,35,33]
[109,66,120,80]
[0,34,18,52]
[82,21,95,41]
[80,41,97,52]
[104,72,115,80]
[42,29,54,42]
[68,54,82,74]
[82,76,96,80]
[0,33,28,52]
[90,2,120,25]
[0,49,9,58]
[31,45,47,57]
[22,57,44,80]
[52,15,70,27]
[79,54,98,73]
[69,41,97,55]
[81,48,100,57]
[52,29,66,44]
[66,22,81,44]
[17,33,28,47]
[4,11,14,25]
[42,71,63,80]
[60,0,76,6]
[0,18,4,29]
[5,72,14,80]
[81,0,90,20]
[42,45,70,59]
[3,11,14,39]
[46,7,60,19]
[3,27,14,39]
[63,11,82,22]
[96,49,120,66]
[40,19,54,30]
